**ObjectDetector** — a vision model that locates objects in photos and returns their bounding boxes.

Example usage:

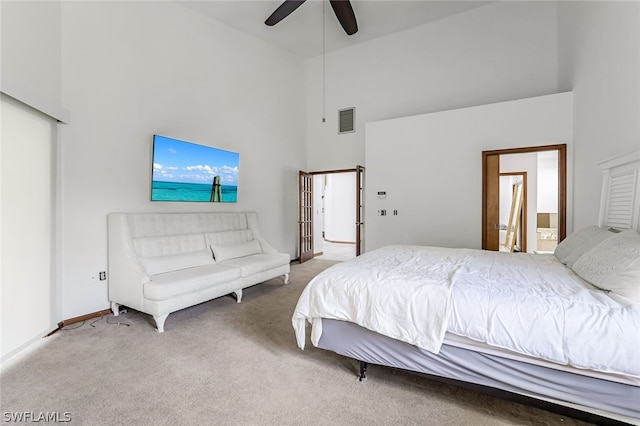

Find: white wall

[306,1,560,171]
[58,2,306,319]
[365,93,572,251]
[313,174,324,254]
[0,1,67,122]
[1,94,58,361]
[537,152,559,213]
[558,1,640,229]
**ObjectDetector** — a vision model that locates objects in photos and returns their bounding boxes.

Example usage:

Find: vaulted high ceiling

[174,1,492,58]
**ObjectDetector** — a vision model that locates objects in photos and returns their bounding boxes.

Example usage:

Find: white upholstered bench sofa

[107,212,290,332]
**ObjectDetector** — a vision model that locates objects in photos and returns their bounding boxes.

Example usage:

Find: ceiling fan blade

[329,0,358,35]
[265,0,307,26]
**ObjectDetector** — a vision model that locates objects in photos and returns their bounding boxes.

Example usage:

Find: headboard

[597,150,640,232]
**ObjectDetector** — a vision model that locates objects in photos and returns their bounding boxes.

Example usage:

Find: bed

[292,150,640,424]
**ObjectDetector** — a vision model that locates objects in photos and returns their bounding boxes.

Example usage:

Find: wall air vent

[338,107,355,134]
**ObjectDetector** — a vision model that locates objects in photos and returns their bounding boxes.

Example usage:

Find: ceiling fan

[265,0,358,36]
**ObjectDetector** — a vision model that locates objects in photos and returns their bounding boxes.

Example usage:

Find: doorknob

[494,224,507,230]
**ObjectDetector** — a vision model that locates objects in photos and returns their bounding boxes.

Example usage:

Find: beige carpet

[1,259,592,425]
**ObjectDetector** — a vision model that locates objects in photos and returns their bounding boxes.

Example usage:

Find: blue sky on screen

[152,135,239,185]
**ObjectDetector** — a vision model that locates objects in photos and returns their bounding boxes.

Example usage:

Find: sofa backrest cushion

[120,211,269,271]
[205,229,254,246]
[140,250,215,276]
[210,239,262,262]
[133,233,207,258]
[127,212,249,238]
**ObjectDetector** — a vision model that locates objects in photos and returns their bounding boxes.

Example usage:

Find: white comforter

[292,245,640,378]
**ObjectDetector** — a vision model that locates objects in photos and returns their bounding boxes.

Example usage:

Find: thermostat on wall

[377,191,386,199]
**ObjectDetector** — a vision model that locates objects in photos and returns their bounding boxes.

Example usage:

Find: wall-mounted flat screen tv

[151,135,239,202]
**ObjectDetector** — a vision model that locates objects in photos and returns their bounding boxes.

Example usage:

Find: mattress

[293,245,640,379]
[316,318,640,422]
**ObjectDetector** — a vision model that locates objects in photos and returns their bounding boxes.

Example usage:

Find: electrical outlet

[99,271,106,281]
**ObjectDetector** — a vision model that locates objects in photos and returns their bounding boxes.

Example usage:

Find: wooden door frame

[298,167,363,260]
[482,144,566,250]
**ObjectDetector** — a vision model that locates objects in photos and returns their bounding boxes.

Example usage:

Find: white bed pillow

[553,225,614,267]
[210,239,262,262]
[562,227,617,268]
[140,250,215,276]
[571,230,640,305]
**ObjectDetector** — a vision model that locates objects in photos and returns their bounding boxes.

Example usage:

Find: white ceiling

[174,1,492,58]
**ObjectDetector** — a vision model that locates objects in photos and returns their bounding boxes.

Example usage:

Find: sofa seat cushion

[219,253,290,278]
[144,264,240,301]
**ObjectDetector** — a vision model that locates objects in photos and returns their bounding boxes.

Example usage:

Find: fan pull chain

[322,0,326,123]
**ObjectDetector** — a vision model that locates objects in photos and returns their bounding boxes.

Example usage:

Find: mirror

[503,180,524,252]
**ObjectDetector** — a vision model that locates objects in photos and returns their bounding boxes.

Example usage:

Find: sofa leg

[283,273,289,284]
[111,302,120,316]
[233,289,243,303]
[154,313,169,333]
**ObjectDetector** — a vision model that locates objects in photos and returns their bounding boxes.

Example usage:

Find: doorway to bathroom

[482,144,566,253]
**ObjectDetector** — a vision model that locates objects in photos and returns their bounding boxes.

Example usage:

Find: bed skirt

[316,318,639,424]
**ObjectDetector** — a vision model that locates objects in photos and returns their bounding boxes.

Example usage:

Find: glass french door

[356,165,365,256]
[298,171,314,263]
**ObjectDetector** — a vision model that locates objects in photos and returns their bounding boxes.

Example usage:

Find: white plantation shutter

[605,172,635,229]
[598,151,640,232]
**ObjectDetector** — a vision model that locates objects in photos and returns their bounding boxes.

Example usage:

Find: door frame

[482,144,566,250]
[298,167,364,261]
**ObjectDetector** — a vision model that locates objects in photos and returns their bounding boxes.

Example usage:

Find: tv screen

[151,135,239,202]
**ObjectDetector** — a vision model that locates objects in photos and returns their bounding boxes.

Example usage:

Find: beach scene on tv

[152,135,239,202]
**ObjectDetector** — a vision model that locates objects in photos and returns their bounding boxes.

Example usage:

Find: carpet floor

[1,259,593,425]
